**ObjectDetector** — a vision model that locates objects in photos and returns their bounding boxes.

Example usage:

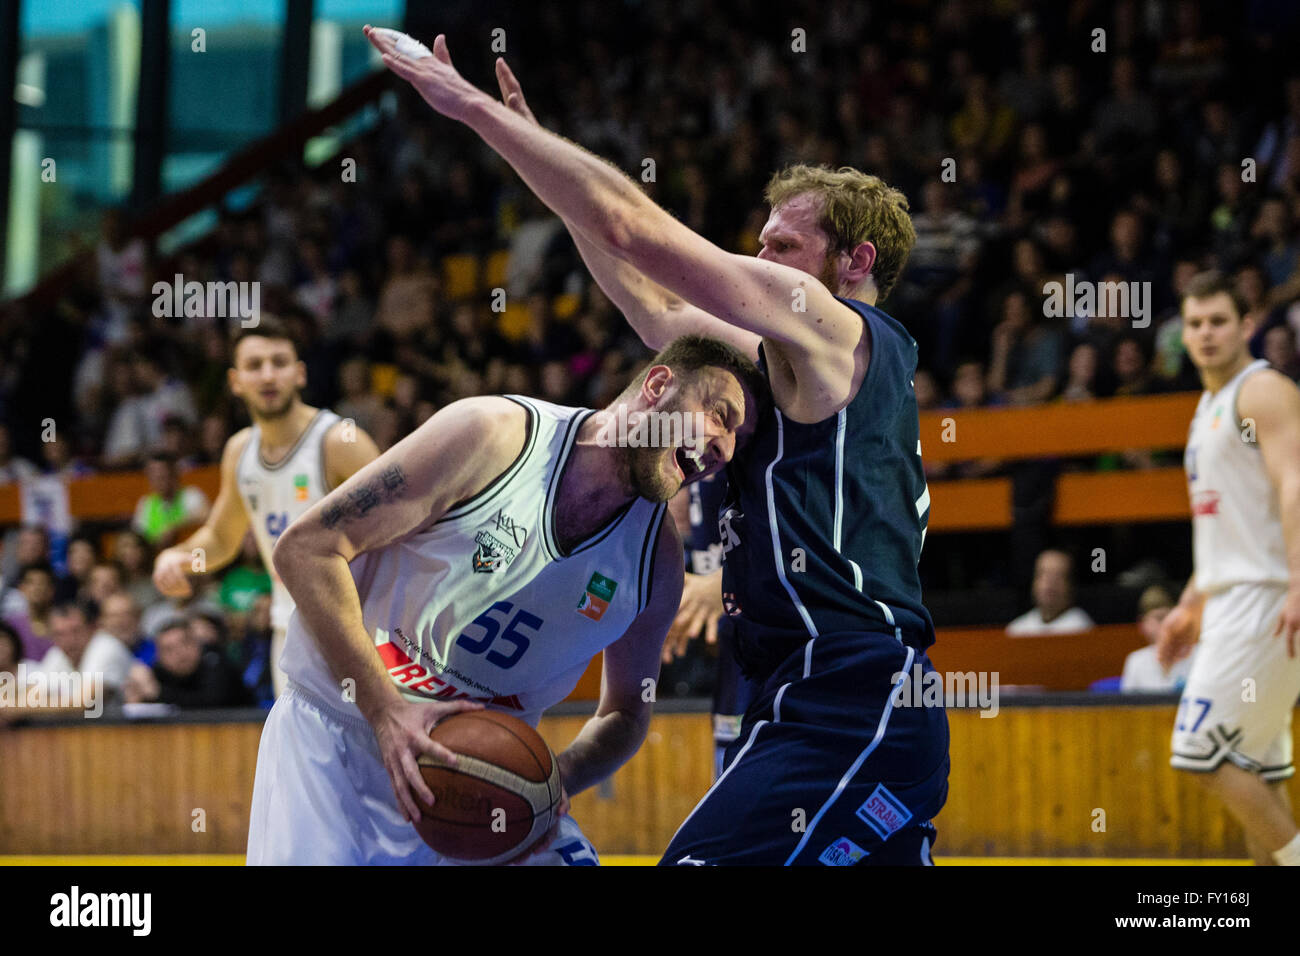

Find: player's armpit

[279,396,529,564]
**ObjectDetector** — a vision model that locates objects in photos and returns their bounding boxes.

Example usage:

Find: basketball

[414,710,562,864]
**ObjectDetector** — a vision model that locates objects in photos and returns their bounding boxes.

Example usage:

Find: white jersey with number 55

[279,396,669,727]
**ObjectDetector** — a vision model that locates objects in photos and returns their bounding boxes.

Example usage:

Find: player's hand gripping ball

[415,710,563,864]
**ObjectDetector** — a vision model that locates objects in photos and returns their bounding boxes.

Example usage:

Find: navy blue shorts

[660,630,950,866]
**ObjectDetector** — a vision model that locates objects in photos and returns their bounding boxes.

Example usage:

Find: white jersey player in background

[1158,271,1300,866]
[246,336,764,865]
[152,316,381,695]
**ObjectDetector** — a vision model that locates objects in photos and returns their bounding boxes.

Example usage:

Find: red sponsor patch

[1192,490,1220,516]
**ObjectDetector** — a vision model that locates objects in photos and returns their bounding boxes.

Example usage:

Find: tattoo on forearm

[321,465,408,529]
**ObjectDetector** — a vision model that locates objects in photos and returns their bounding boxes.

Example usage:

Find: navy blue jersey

[720,296,934,662]
[685,472,729,573]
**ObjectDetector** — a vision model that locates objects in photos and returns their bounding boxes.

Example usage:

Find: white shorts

[270,624,288,699]
[247,682,599,865]
[1170,583,1300,782]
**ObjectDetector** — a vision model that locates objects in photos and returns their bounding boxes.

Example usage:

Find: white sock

[1272,832,1300,866]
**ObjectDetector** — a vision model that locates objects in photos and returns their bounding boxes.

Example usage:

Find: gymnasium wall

[1,701,1291,859]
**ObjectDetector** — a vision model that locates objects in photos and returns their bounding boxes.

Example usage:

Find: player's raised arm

[555,519,685,796]
[367,29,861,384]
[1239,369,1300,655]
[152,430,253,598]
[271,396,528,819]
[492,57,757,358]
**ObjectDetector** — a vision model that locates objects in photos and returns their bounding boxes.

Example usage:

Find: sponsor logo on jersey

[1211,404,1223,430]
[577,572,618,621]
[472,530,516,573]
[818,837,868,866]
[1192,490,1221,516]
[294,472,310,501]
[855,784,912,839]
[375,636,522,709]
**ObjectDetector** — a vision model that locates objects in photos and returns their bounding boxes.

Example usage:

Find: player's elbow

[271,521,314,581]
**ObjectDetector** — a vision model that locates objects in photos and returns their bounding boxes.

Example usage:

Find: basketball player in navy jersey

[368,27,947,865]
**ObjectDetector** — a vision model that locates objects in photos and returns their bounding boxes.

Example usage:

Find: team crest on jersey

[472,530,516,573]
[294,472,310,501]
[818,837,868,866]
[577,572,618,621]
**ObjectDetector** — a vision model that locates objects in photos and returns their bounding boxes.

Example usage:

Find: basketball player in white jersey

[246,336,765,864]
[1158,272,1300,865]
[152,316,381,696]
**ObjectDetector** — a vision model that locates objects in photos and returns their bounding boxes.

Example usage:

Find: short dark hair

[623,335,771,425]
[0,619,23,665]
[17,560,56,583]
[231,313,300,361]
[1181,271,1248,320]
[50,596,99,624]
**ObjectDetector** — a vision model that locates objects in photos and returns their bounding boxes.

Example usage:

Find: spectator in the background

[102,348,199,469]
[1262,323,1300,381]
[1120,584,1194,692]
[123,616,249,709]
[1007,549,1096,635]
[373,235,438,356]
[0,422,37,485]
[9,561,59,644]
[229,592,275,708]
[95,208,148,345]
[195,413,229,467]
[55,535,98,602]
[1060,341,1101,403]
[334,358,385,438]
[38,433,93,479]
[86,562,124,607]
[323,268,373,349]
[98,591,151,666]
[131,452,210,548]
[912,369,941,411]
[0,619,21,676]
[112,530,161,612]
[1092,56,1158,155]
[37,598,135,700]
[1,524,49,592]
[1250,197,1300,286]
[987,288,1064,405]
[219,534,272,623]
[1112,335,1157,397]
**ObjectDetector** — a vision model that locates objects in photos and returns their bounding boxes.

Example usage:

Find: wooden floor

[0,854,1253,866]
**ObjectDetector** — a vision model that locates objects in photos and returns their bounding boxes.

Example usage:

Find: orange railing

[0,392,1198,528]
